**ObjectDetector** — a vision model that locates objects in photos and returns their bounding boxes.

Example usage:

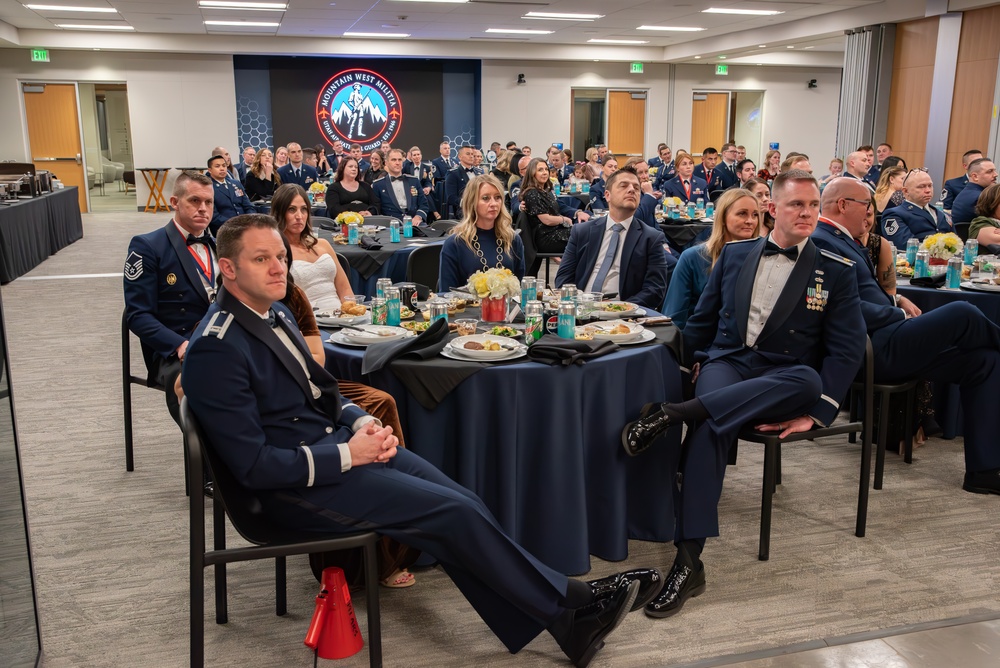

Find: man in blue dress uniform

[879,169,951,248]
[371,148,429,225]
[942,149,982,210]
[445,145,477,218]
[182,214,666,668]
[693,148,727,198]
[235,146,255,184]
[621,170,866,620]
[123,171,218,424]
[952,158,998,225]
[814,177,1000,496]
[207,154,256,235]
[403,145,439,219]
[587,157,619,211]
[276,142,319,189]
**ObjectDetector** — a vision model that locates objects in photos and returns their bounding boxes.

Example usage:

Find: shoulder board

[202,311,234,339]
[725,237,757,244]
[373,175,388,183]
[819,249,855,266]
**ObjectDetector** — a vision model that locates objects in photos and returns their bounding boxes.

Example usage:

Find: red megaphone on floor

[303,566,364,660]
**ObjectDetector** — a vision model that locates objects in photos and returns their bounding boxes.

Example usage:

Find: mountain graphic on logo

[331,95,388,140]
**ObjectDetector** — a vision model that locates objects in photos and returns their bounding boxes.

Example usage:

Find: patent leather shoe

[644,561,705,619]
[552,579,639,668]
[963,468,1000,495]
[587,568,663,612]
[621,403,671,456]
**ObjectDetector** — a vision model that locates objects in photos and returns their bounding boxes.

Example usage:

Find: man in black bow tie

[371,148,428,224]
[183,214,659,667]
[621,170,865,619]
[445,144,478,218]
[124,171,219,424]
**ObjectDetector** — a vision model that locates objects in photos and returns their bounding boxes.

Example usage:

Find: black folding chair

[428,220,459,233]
[954,221,970,242]
[121,307,164,473]
[405,244,443,296]
[181,398,382,668]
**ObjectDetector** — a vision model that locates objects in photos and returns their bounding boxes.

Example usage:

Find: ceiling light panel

[588,38,648,44]
[485,28,553,35]
[637,25,705,32]
[344,31,411,37]
[25,4,117,11]
[523,12,603,20]
[204,19,279,26]
[198,1,286,8]
[703,8,784,16]
[56,23,133,29]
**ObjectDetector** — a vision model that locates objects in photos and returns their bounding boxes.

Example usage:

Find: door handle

[32,157,78,161]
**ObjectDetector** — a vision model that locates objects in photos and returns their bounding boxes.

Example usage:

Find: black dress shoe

[963,469,1000,495]
[586,568,664,612]
[622,403,672,456]
[644,561,705,619]
[552,579,639,668]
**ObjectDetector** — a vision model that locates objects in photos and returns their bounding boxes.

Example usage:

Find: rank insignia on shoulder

[883,218,899,236]
[124,251,143,281]
[202,311,234,338]
[819,249,855,266]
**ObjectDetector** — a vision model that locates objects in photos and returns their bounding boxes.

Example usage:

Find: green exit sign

[715,64,729,76]
[31,48,49,63]
[630,62,644,74]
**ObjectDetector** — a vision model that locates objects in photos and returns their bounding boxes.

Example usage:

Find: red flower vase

[481,296,508,322]
[341,223,349,237]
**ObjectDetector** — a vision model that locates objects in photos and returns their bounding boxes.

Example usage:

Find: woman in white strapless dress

[272,183,354,311]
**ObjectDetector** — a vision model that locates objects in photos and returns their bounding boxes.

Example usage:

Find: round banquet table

[315,227,446,297]
[322,316,684,575]
[659,221,712,254]
[895,280,1000,439]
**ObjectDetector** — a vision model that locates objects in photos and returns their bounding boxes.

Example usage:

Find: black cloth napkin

[526,334,620,366]
[909,273,946,288]
[362,318,449,374]
[359,234,382,250]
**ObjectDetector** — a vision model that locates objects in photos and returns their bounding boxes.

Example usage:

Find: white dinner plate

[448,335,526,360]
[315,313,369,327]
[578,320,645,343]
[960,281,1000,293]
[609,329,657,346]
[328,330,415,347]
[593,302,644,319]
[441,345,527,362]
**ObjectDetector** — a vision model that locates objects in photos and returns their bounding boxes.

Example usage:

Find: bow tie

[186,233,214,247]
[266,308,277,328]
[763,241,798,261]
[391,175,404,182]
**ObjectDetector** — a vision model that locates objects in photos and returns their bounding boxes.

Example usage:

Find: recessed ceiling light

[757,63,763,66]
[205,20,279,26]
[758,44,767,48]
[694,55,701,59]
[523,11,603,20]
[485,28,553,35]
[804,46,814,50]
[588,38,648,44]
[26,4,118,12]
[344,31,410,37]
[57,23,133,29]
[637,25,704,32]
[703,7,783,16]
[198,1,287,8]
[787,45,795,49]
[389,0,467,3]
[718,55,726,59]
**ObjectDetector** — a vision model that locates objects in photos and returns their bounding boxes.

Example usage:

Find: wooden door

[23,83,88,213]
[607,91,646,159]
[691,92,730,155]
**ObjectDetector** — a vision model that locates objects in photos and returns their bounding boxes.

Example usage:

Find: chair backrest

[313,216,337,231]
[405,244,443,294]
[955,221,971,242]
[334,252,351,277]
[181,398,304,546]
[365,215,400,227]
[428,220,458,233]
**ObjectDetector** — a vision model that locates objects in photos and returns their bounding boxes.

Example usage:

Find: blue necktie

[591,223,625,292]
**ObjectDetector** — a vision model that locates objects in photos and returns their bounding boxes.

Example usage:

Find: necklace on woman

[472,231,504,271]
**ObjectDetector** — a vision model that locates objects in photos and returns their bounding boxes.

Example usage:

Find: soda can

[559,284,578,302]
[389,220,401,243]
[964,239,979,265]
[906,238,919,266]
[398,282,418,309]
[370,297,388,325]
[946,255,962,289]
[403,216,413,238]
[347,223,359,245]
[524,300,544,345]
[520,276,537,306]
[376,278,393,300]
[557,302,577,339]
[385,287,401,326]
[428,298,449,323]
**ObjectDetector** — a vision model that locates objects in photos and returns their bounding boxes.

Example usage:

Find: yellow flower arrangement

[920,232,964,260]
[334,211,364,226]
[308,181,327,194]
[466,267,521,299]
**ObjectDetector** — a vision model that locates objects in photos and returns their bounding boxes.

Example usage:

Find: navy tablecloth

[316,228,445,296]
[660,221,712,254]
[0,188,83,283]
[323,322,683,575]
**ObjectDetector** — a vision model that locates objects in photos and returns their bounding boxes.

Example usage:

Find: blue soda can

[521,276,537,307]
[385,287,401,326]
[557,302,576,339]
[390,220,401,243]
[914,250,929,278]
[376,278,392,300]
[964,239,979,265]
[553,182,561,196]
[946,256,962,289]
[687,201,696,218]
[403,216,413,238]
[906,238,919,266]
[582,182,590,194]
[347,223,359,245]
[706,201,715,218]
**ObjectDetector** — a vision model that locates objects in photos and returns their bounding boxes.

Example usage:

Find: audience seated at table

[547,145,573,185]
[361,149,387,185]
[277,142,320,189]
[274,145,289,169]
[314,144,333,178]
[744,177,774,234]
[757,149,780,184]
[780,153,812,174]
[207,154,256,235]
[273,183,354,312]
[735,159,757,189]
[568,162,590,186]
[663,188,761,328]
[817,158,843,190]
[243,148,281,202]
[372,149,429,225]
[952,158,998,225]
[659,151,708,205]
[874,166,906,221]
[445,145,479,218]
[235,146,255,184]
[490,149,514,192]
[522,158,574,254]
[402,146,440,221]
[942,149,982,210]
[587,156,619,211]
[431,140,454,182]
[880,169,951,248]
[584,147,602,181]
[439,174,525,292]
[969,183,1000,247]
[555,166,668,309]
[325,157,378,219]
[212,145,240,182]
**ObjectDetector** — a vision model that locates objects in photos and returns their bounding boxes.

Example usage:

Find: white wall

[673,64,842,168]
[0,49,237,209]
[482,60,843,169]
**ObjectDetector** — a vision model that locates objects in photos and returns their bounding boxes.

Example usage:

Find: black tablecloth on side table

[323,318,684,575]
[0,188,83,283]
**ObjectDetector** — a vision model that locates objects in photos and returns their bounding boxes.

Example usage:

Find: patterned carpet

[3,212,998,667]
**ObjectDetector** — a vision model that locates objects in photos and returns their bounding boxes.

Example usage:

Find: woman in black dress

[325,156,379,218]
[521,157,573,253]
[362,150,387,185]
[243,147,281,201]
